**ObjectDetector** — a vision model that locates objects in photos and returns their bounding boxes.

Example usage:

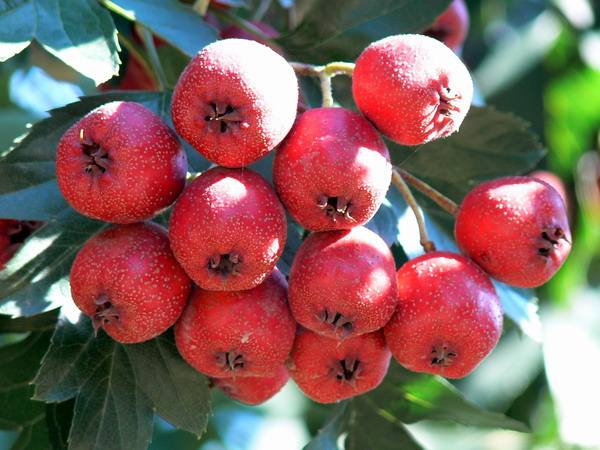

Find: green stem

[211,9,272,41]
[192,0,211,16]
[139,26,167,90]
[117,33,157,87]
[392,168,436,253]
[395,167,459,216]
[289,62,354,108]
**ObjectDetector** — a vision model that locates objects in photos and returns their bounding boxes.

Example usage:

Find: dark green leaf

[0,309,59,333]
[367,363,529,431]
[304,404,347,450]
[396,106,546,202]
[124,334,211,437]
[0,0,119,84]
[10,415,50,450]
[34,317,154,450]
[278,0,451,63]
[46,400,74,450]
[102,0,218,57]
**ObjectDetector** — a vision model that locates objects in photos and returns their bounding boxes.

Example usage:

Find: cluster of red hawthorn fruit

[44,0,573,406]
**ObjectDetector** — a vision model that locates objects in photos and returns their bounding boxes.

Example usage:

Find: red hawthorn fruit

[352,34,473,146]
[384,252,503,379]
[220,20,279,42]
[175,269,296,378]
[70,222,192,344]
[288,226,397,339]
[531,170,568,210]
[455,176,572,288]
[212,366,290,405]
[273,107,392,231]
[289,329,391,403]
[424,0,469,53]
[171,38,298,167]
[169,167,287,291]
[0,220,42,270]
[56,101,187,224]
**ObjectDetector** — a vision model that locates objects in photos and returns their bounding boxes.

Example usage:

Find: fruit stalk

[391,168,436,253]
[289,62,355,108]
[140,26,167,90]
[211,8,273,41]
[395,167,459,216]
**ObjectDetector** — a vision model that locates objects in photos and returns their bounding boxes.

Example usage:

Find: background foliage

[0,0,599,449]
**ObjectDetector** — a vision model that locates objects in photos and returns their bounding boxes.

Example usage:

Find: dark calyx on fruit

[317,195,354,221]
[81,131,109,175]
[216,351,245,372]
[204,102,244,133]
[430,344,457,367]
[319,309,353,335]
[209,252,241,276]
[538,227,569,257]
[438,87,461,117]
[335,358,361,382]
[92,295,119,334]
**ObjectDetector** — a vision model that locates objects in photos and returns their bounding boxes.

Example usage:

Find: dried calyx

[204,102,244,133]
[209,252,242,276]
[317,195,354,221]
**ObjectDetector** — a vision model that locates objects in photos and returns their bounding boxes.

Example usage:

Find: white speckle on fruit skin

[55,101,188,224]
[352,34,473,146]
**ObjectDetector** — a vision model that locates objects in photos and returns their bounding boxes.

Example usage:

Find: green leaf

[124,334,211,437]
[34,317,213,449]
[304,404,347,450]
[278,0,451,64]
[0,331,53,449]
[396,106,546,202]
[45,400,74,450]
[0,309,59,333]
[103,0,218,57]
[0,0,120,85]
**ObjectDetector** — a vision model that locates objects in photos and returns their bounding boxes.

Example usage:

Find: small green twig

[139,26,167,90]
[395,167,460,216]
[253,0,272,21]
[289,62,354,108]
[211,8,272,41]
[392,168,436,253]
[116,33,157,86]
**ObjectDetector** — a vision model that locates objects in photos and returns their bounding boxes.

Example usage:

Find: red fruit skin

[169,167,287,291]
[273,108,392,231]
[212,366,290,405]
[175,269,297,378]
[220,20,279,42]
[352,34,473,146]
[70,223,192,344]
[288,226,397,339]
[56,101,187,224]
[424,0,469,53]
[0,220,43,270]
[171,38,298,168]
[289,329,391,404]
[384,252,502,379]
[455,176,572,288]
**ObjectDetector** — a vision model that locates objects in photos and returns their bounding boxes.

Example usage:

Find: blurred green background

[2,0,600,449]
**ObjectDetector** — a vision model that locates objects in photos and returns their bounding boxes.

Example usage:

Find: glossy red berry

[455,176,572,288]
[273,107,391,231]
[384,252,502,379]
[175,269,296,378]
[171,38,298,167]
[352,34,473,146]
[56,101,187,224]
[70,223,192,343]
[424,0,469,53]
[212,366,289,405]
[169,167,287,291]
[288,226,397,340]
[289,329,391,403]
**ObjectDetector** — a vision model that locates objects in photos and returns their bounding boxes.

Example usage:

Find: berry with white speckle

[455,176,572,288]
[352,34,473,146]
[70,222,192,344]
[211,365,289,405]
[384,251,502,379]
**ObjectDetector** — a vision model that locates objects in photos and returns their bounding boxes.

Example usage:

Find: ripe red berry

[175,269,296,378]
[273,107,391,231]
[352,34,473,146]
[56,101,187,224]
[531,170,568,209]
[424,0,469,52]
[455,176,572,288]
[212,366,289,405]
[171,38,298,167]
[384,252,502,379]
[70,223,192,344]
[289,329,391,403]
[169,167,287,291]
[288,226,397,339]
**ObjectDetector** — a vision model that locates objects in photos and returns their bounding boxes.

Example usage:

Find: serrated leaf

[46,400,74,450]
[124,334,211,436]
[368,363,529,431]
[0,331,53,449]
[278,0,451,64]
[102,0,218,57]
[0,0,119,85]
[396,106,546,201]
